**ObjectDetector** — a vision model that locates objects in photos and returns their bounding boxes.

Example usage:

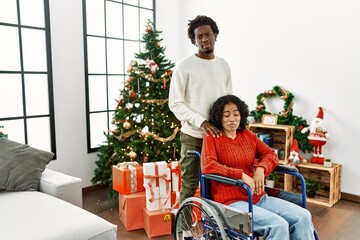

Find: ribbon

[171,191,180,209]
[117,162,140,193]
[128,165,137,193]
[171,164,181,192]
[144,163,171,211]
[118,161,139,170]
[144,163,171,202]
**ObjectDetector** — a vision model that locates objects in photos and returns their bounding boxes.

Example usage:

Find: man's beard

[204,49,213,55]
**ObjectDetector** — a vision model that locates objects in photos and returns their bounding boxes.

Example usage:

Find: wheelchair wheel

[174,197,227,240]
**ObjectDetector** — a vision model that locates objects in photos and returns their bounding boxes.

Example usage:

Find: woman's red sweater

[201,129,279,205]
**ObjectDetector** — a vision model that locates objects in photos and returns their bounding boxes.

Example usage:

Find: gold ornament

[128,151,137,160]
[123,121,131,130]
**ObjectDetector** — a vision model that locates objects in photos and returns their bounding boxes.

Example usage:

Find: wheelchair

[174,150,320,240]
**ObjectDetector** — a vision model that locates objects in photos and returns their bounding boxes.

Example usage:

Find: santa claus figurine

[301,107,330,164]
[287,139,307,166]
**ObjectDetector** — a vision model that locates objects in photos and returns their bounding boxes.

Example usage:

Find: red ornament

[129,90,137,98]
[116,98,123,109]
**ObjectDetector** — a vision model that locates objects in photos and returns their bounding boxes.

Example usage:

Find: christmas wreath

[250,86,313,153]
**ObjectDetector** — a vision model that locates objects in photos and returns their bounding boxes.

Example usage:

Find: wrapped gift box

[112,162,144,195]
[144,208,172,238]
[145,186,171,210]
[143,162,171,211]
[170,161,181,192]
[119,192,146,230]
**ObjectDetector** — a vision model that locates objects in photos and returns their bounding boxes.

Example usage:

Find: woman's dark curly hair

[209,95,249,131]
[187,15,219,44]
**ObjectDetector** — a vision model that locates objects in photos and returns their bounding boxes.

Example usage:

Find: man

[168,14,233,225]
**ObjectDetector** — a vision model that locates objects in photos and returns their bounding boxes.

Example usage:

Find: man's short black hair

[187,15,219,44]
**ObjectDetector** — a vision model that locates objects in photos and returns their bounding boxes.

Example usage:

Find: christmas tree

[92,20,181,198]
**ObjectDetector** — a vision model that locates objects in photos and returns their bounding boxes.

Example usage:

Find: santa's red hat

[316,107,324,119]
[291,139,300,152]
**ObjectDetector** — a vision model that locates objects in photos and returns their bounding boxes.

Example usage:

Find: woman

[201,95,315,240]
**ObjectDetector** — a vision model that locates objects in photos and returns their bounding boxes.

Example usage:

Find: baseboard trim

[341,192,360,204]
[82,184,108,195]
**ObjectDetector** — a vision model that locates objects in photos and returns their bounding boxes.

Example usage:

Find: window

[83,0,155,152]
[0,0,56,154]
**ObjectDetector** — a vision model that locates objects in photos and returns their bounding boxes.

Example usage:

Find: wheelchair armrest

[203,174,243,187]
[274,164,299,173]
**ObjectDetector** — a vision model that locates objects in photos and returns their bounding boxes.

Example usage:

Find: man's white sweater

[169,54,233,139]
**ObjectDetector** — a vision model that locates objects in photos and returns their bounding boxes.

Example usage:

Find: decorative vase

[265,179,275,188]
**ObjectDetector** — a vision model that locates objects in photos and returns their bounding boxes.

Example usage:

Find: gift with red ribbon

[112,162,144,194]
[143,161,171,211]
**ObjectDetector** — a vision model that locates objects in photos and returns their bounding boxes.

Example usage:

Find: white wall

[157,0,360,196]
[47,0,98,187]
[48,0,359,196]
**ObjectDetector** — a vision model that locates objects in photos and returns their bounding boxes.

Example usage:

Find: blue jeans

[277,190,303,207]
[229,195,315,240]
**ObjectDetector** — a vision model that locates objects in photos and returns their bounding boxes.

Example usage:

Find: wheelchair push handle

[187,150,201,158]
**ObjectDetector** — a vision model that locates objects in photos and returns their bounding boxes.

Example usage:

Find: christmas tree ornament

[142,154,149,163]
[301,107,330,164]
[146,59,159,74]
[115,98,123,110]
[287,139,307,166]
[145,24,152,33]
[111,118,116,124]
[128,89,137,98]
[128,151,137,160]
[123,121,131,130]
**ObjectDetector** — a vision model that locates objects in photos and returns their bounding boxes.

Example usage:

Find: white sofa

[0,169,117,240]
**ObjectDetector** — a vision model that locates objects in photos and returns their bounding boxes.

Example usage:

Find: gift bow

[118,161,139,170]
[171,164,180,175]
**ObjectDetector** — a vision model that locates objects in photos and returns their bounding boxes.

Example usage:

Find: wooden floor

[83,187,360,240]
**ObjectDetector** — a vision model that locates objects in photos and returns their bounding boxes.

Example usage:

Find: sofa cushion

[0,138,54,191]
[0,191,117,240]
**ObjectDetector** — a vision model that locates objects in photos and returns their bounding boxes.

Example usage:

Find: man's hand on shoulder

[201,120,222,138]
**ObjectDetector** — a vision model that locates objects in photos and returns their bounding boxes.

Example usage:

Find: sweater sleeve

[201,135,243,179]
[168,65,206,128]
[253,135,279,176]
